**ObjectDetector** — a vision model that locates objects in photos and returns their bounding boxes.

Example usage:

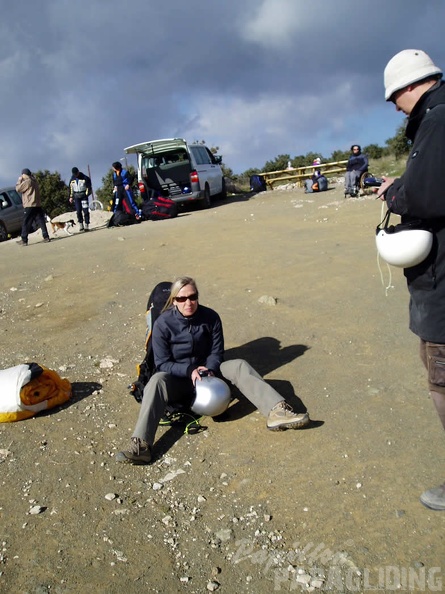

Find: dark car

[0,187,24,241]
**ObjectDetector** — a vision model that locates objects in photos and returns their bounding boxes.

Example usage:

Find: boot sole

[267,417,310,431]
[115,452,152,465]
[419,497,445,511]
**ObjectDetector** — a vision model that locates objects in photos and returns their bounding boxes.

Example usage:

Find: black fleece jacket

[152,304,224,378]
[385,80,445,342]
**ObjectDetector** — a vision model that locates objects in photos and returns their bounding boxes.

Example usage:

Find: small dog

[46,215,76,236]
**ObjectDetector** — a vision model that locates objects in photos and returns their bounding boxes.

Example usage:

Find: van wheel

[219,178,227,200]
[200,186,211,209]
[0,222,7,242]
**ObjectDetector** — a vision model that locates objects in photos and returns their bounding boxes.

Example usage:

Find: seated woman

[117,276,310,465]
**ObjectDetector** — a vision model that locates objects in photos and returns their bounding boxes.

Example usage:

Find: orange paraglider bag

[0,363,71,422]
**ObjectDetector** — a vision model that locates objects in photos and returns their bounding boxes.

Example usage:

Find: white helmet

[191,376,231,417]
[375,216,433,268]
[384,49,442,101]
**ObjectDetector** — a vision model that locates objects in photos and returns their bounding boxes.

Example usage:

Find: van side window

[192,146,212,165]
[204,147,217,164]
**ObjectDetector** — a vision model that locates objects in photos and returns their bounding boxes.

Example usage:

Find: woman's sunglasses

[174,293,199,303]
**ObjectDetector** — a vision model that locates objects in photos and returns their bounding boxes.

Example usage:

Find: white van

[124,138,226,208]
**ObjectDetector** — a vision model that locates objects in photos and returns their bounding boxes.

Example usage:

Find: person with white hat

[377,50,445,511]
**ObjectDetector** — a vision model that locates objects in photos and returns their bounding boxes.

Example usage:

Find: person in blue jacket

[111,161,141,219]
[344,145,368,197]
[116,276,310,465]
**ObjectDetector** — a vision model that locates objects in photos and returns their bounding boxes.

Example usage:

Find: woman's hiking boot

[115,437,152,465]
[267,401,310,431]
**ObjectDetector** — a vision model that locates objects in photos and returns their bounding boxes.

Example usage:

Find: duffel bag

[141,197,178,221]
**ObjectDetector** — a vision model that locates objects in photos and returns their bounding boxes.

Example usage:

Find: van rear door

[189,145,222,196]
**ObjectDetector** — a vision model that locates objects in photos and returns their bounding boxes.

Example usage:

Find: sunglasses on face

[174,293,199,303]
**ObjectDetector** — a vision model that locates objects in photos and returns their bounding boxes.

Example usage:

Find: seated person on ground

[344,145,368,197]
[304,170,328,193]
[116,276,310,465]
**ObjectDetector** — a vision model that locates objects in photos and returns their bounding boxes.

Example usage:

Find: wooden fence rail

[259,160,348,189]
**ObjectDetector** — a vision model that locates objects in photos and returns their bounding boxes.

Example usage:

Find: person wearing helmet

[344,145,368,197]
[377,49,445,511]
[116,276,310,465]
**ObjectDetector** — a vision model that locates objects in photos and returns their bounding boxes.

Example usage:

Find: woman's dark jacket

[385,80,445,342]
[152,305,224,378]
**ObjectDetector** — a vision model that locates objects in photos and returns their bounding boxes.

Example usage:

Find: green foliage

[363,144,385,160]
[385,121,411,158]
[221,164,233,178]
[95,168,115,208]
[263,154,291,172]
[330,149,349,162]
[368,154,406,178]
[34,170,69,218]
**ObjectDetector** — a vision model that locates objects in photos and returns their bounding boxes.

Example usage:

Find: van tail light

[138,182,146,195]
[190,170,199,184]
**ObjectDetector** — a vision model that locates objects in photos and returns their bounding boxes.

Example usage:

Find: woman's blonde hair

[162,276,199,312]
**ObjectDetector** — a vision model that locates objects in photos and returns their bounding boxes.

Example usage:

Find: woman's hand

[192,367,213,384]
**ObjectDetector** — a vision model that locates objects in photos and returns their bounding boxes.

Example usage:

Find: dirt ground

[0,183,444,594]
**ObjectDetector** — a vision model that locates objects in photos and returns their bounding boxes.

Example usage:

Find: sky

[1,0,444,190]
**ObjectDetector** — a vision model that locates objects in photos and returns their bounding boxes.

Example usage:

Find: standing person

[69,167,92,232]
[344,145,368,197]
[16,169,50,246]
[377,49,445,511]
[116,276,310,465]
[111,161,141,220]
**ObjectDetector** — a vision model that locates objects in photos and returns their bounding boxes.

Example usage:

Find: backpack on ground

[141,196,178,221]
[249,174,267,193]
[108,210,137,227]
[129,281,172,403]
[128,281,203,432]
[304,174,328,193]
[317,175,328,191]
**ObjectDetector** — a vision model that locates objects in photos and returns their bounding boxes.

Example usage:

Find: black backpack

[249,174,267,193]
[129,281,172,402]
[141,196,178,221]
[108,210,138,227]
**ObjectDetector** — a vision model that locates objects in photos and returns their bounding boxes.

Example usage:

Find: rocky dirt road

[0,185,443,593]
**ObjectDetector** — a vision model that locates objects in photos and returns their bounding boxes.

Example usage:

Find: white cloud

[0,0,443,186]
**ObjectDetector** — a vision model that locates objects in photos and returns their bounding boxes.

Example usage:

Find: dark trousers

[21,207,49,242]
[420,339,445,430]
[74,195,90,225]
